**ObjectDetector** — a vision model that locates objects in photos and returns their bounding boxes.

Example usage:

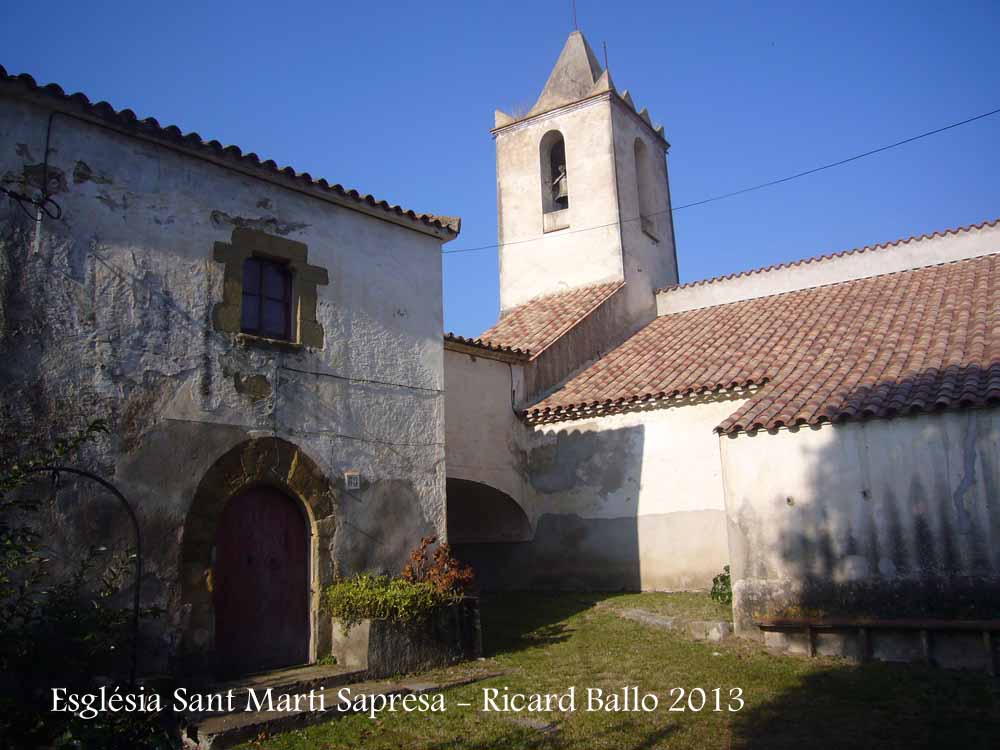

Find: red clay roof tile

[479,281,623,356]
[443,332,530,358]
[528,254,1000,432]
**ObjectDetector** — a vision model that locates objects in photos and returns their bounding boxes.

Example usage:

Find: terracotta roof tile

[479,281,623,356]
[528,254,1000,432]
[443,332,530,358]
[0,66,460,234]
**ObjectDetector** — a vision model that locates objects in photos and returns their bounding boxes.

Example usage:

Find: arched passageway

[446,478,532,543]
[447,478,534,592]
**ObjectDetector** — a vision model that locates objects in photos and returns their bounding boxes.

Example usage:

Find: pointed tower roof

[528,31,604,116]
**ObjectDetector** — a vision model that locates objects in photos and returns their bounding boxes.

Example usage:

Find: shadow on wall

[450,425,645,592]
[728,366,1000,666]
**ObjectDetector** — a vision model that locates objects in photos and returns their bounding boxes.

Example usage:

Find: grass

[241,592,1000,749]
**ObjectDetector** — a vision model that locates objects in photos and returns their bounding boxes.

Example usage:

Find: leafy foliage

[710,564,733,606]
[324,537,475,631]
[0,420,170,749]
[0,420,109,598]
[323,573,454,631]
[401,536,475,595]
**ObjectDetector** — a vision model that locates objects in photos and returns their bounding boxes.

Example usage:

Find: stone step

[616,608,733,643]
[686,619,734,643]
[184,671,501,750]
[617,608,678,630]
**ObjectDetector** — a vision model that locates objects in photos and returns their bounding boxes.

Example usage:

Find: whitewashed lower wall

[446,391,744,591]
[720,408,1000,635]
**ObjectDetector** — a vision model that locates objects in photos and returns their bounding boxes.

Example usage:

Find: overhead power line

[443,105,1000,256]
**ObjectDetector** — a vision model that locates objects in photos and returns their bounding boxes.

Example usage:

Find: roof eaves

[714,398,1000,437]
[0,66,460,238]
[444,333,531,361]
[524,381,761,426]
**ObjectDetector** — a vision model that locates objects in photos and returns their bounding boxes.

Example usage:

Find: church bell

[553,173,568,200]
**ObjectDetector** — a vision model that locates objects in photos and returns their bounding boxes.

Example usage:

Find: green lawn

[242,592,1000,749]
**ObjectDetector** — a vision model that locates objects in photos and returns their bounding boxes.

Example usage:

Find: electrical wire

[442,105,1000,256]
[0,185,61,220]
[1,112,65,221]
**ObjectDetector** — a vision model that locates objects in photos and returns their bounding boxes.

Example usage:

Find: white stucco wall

[445,388,745,591]
[658,221,1000,314]
[495,97,624,310]
[494,93,678,336]
[610,99,678,323]
[529,399,739,520]
[524,399,743,590]
[720,408,1000,632]
[0,93,449,668]
[443,348,530,508]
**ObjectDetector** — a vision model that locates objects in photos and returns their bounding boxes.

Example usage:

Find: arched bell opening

[540,130,569,214]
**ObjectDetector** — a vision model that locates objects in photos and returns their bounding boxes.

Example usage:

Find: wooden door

[213,485,310,677]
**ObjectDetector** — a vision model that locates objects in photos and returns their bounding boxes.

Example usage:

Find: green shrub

[711,565,733,606]
[322,573,458,631]
[0,420,170,749]
[324,537,475,632]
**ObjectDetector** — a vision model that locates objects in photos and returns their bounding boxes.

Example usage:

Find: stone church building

[0,28,997,680]
[445,32,999,665]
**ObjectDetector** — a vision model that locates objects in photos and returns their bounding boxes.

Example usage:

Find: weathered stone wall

[0,93,448,676]
[330,599,482,679]
[721,408,1000,635]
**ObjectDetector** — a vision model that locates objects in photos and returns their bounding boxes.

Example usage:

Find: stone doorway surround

[178,437,336,678]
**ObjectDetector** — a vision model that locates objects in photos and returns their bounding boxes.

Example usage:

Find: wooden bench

[753,617,1000,674]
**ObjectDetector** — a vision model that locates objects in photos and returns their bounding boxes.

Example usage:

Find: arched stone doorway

[214,485,309,676]
[178,437,336,678]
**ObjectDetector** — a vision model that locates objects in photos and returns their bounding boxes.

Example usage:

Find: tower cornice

[491,91,611,137]
[492,91,669,150]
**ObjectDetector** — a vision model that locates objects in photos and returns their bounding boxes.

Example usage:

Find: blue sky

[3,1,997,336]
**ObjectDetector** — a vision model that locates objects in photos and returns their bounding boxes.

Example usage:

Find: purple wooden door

[214,486,309,677]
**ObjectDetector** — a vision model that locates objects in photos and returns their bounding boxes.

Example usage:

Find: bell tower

[493,31,679,323]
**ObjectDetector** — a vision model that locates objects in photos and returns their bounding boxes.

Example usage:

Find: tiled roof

[0,65,460,235]
[656,218,1000,294]
[443,332,530,358]
[479,281,624,356]
[528,254,1000,432]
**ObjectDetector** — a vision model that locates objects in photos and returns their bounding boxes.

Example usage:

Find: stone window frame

[212,228,329,349]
